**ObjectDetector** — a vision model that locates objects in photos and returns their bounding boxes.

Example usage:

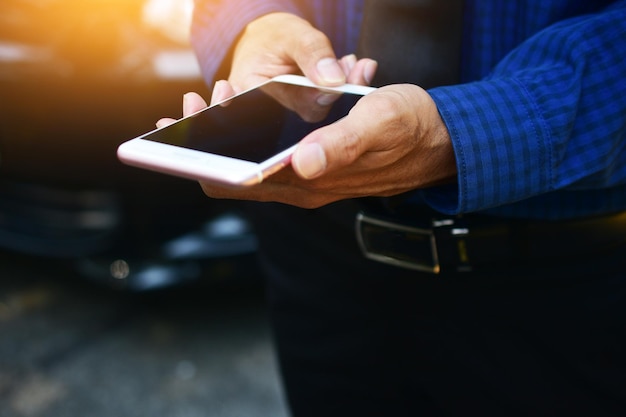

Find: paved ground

[0,251,289,417]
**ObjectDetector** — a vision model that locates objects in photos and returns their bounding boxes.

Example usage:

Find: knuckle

[341,136,362,164]
[295,29,329,58]
[335,126,363,164]
[369,91,403,118]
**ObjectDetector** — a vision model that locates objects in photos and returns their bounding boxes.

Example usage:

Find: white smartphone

[117,74,376,187]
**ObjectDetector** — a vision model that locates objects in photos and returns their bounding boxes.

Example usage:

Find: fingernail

[211,80,227,105]
[317,58,346,84]
[342,54,357,73]
[294,143,327,179]
[316,93,338,106]
[364,60,378,85]
[183,92,192,115]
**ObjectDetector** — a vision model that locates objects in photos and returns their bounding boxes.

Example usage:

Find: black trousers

[245,200,626,417]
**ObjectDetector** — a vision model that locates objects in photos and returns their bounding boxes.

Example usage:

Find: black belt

[356,210,626,274]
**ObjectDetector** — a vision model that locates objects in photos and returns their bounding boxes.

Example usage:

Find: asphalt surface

[0,251,289,417]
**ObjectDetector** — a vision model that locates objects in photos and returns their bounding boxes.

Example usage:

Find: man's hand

[200,84,457,209]
[228,12,377,93]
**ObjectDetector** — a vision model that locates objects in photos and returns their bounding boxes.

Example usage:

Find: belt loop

[431,216,473,273]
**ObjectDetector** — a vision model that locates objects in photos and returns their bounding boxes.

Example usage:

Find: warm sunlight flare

[0,0,196,80]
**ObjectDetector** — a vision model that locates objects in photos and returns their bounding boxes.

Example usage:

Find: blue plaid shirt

[191,0,626,220]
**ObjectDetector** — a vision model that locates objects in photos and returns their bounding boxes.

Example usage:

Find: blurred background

[0,1,288,415]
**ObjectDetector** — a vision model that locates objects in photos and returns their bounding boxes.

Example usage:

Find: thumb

[289,22,346,86]
[292,142,328,179]
[292,116,365,179]
[309,57,347,87]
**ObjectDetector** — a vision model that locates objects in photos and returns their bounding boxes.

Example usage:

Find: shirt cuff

[424,79,552,214]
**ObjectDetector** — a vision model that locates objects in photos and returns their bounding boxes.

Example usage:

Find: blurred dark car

[0,0,259,291]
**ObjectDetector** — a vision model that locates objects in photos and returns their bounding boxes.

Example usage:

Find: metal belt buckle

[356,211,442,273]
[356,211,474,274]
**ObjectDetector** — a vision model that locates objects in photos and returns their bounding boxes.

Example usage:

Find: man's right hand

[226,12,377,94]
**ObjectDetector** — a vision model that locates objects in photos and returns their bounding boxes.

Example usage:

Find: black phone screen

[141,82,363,163]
